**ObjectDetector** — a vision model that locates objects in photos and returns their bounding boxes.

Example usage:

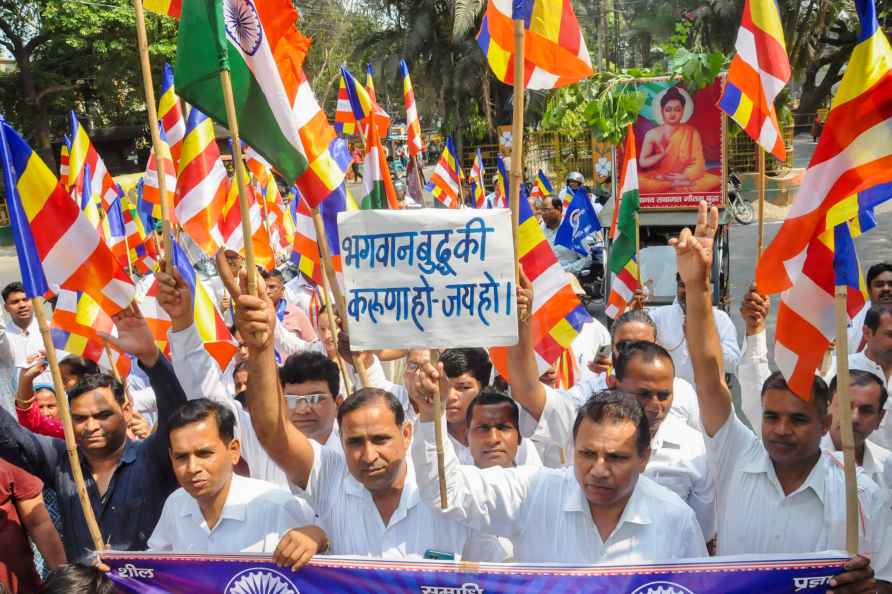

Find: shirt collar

[742,445,828,504]
[651,415,685,450]
[343,459,420,516]
[120,439,140,464]
[561,471,652,527]
[180,474,248,523]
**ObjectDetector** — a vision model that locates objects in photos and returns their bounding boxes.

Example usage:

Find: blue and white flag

[554,186,600,256]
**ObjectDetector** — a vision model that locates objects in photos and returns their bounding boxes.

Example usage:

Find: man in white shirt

[676,202,888,590]
[540,197,593,275]
[505,307,715,541]
[411,377,707,564]
[648,274,740,388]
[441,348,540,467]
[848,263,892,352]
[237,277,503,561]
[148,399,325,570]
[0,282,44,413]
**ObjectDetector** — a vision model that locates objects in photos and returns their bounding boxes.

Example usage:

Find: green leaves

[667,47,727,91]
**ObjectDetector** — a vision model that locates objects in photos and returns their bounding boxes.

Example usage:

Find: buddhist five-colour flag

[425,137,463,209]
[143,123,176,221]
[67,112,123,211]
[290,189,322,285]
[470,148,486,208]
[476,0,593,89]
[159,63,187,166]
[400,59,424,158]
[718,0,791,159]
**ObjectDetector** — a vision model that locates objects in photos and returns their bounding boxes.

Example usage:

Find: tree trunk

[16,50,56,169]
[795,53,846,133]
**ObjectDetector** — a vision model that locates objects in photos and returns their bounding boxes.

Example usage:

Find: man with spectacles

[280,352,343,451]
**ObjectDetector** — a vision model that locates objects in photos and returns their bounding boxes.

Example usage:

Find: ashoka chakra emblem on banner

[629,582,695,594]
[224,0,263,56]
[224,567,299,594]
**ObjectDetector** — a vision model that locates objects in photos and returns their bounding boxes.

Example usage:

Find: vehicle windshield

[639,245,677,304]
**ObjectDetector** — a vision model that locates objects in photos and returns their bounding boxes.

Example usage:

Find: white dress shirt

[298,440,501,561]
[450,433,543,468]
[820,434,891,491]
[706,413,892,580]
[532,386,715,538]
[148,474,316,553]
[569,320,612,384]
[649,302,741,387]
[847,301,870,353]
[411,418,707,563]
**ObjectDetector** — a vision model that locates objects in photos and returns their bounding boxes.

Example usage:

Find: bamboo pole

[218,70,258,297]
[508,19,526,285]
[132,0,173,270]
[316,246,352,396]
[429,348,447,508]
[33,297,104,551]
[756,147,766,256]
[634,211,641,286]
[834,285,859,555]
[310,209,370,388]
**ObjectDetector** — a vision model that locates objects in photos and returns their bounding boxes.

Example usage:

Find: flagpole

[33,297,104,551]
[218,70,258,296]
[132,0,173,271]
[756,147,766,255]
[429,348,447,509]
[310,208,370,388]
[508,19,526,285]
[834,284,859,555]
[634,211,641,287]
[314,241,353,396]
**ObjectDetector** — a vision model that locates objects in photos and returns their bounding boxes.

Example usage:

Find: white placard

[338,208,517,349]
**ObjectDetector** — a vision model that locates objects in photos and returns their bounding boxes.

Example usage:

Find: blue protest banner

[104,551,848,594]
[554,186,601,256]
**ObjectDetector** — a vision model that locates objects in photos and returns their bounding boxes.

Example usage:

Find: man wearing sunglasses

[280,352,343,452]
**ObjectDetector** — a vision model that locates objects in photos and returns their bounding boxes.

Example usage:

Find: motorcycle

[727,173,755,225]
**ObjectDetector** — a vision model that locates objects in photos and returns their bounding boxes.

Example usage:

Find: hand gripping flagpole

[219,70,259,297]
[310,208,371,389]
[429,348,447,508]
[132,0,174,271]
[833,284,859,555]
[33,298,105,552]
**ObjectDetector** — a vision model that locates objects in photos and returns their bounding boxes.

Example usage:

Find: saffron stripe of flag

[174,107,227,256]
[476,0,593,90]
[400,59,424,158]
[755,0,892,399]
[718,0,791,160]
[0,121,134,315]
[67,112,123,211]
[159,63,187,167]
[425,137,462,208]
[174,0,350,209]
[51,289,132,379]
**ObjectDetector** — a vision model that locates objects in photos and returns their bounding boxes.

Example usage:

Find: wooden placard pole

[833,285,859,555]
[132,0,173,270]
[429,348,447,509]
[32,297,104,551]
[218,70,258,297]
[315,247,353,396]
[310,208,370,388]
[508,19,526,286]
[756,147,766,255]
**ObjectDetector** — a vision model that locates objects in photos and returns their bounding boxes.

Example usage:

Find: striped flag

[172,238,239,371]
[529,169,554,203]
[493,155,509,208]
[174,0,351,208]
[755,0,892,399]
[59,137,70,188]
[334,75,357,137]
[121,192,159,275]
[359,117,399,210]
[175,107,227,256]
[491,184,592,375]
[606,126,640,320]
[470,148,486,208]
[52,289,132,379]
[143,123,176,221]
[319,183,359,291]
[477,0,592,90]
[718,0,791,160]
[144,0,181,18]
[67,112,123,211]
[140,274,172,356]
[400,59,424,157]
[159,63,187,166]
[425,137,463,209]
[0,121,135,315]
[220,162,276,271]
[365,64,379,102]
[290,189,323,285]
[339,66,392,142]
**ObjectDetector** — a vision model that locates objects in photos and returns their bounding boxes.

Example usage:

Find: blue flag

[554,186,600,256]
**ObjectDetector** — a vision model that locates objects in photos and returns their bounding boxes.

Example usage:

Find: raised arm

[505,273,547,420]
[738,285,771,426]
[670,202,732,436]
[238,273,315,490]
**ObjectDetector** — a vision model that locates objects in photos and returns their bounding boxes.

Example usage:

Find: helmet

[566,171,584,184]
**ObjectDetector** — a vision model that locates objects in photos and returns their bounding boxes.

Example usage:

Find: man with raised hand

[236,273,503,561]
[411,361,706,563]
[677,201,889,593]
[148,399,324,570]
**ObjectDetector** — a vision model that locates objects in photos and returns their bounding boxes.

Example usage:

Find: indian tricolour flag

[606,125,641,320]
[359,108,399,210]
[174,0,350,207]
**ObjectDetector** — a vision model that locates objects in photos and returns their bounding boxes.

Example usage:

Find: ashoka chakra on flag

[224,0,263,56]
